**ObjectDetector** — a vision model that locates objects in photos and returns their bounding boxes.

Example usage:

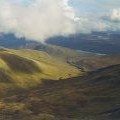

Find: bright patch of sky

[15,0,32,5]
[69,0,120,13]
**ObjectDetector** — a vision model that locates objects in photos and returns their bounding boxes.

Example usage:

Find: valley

[0,33,120,120]
[0,0,120,119]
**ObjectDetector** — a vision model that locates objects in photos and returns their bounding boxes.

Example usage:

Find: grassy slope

[71,55,120,71]
[0,48,80,88]
[34,44,82,60]
[0,64,120,120]
[34,44,120,71]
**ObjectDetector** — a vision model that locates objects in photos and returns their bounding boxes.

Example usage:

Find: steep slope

[0,48,80,88]
[0,64,120,120]
[69,55,120,71]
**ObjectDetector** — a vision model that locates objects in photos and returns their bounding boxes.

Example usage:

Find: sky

[70,0,120,13]
[0,0,120,42]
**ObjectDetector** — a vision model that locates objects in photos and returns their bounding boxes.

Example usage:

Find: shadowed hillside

[0,64,120,120]
[69,55,120,71]
[0,53,41,73]
[0,70,12,83]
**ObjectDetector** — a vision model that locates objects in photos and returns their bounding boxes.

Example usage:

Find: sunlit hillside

[0,48,80,88]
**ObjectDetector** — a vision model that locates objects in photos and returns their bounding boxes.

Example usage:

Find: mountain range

[46,31,120,54]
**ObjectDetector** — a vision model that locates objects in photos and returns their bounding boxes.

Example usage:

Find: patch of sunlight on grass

[0,58,9,70]
[0,49,80,88]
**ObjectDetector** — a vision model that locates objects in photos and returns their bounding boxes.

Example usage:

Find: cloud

[0,0,77,42]
[99,8,120,31]
[108,8,120,22]
[0,0,119,42]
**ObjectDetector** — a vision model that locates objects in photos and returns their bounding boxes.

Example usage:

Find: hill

[0,48,80,88]
[1,33,120,72]
[0,33,83,60]
[32,44,120,71]
[0,64,120,120]
[34,43,83,60]
[1,32,120,55]
[69,54,120,71]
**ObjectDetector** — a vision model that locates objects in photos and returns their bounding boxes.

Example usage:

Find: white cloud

[0,0,119,42]
[0,0,77,42]
[108,8,120,22]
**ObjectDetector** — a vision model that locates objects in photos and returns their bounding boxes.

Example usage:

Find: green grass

[0,48,80,88]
